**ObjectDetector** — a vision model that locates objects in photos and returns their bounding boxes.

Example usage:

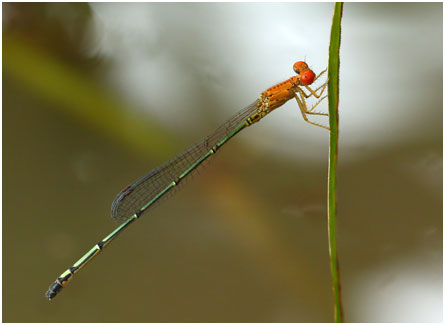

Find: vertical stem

[327,2,344,322]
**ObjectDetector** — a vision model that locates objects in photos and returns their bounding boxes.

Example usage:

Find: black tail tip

[46,281,63,300]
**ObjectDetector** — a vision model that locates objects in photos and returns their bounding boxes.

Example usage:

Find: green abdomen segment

[46,100,260,300]
[110,100,260,222]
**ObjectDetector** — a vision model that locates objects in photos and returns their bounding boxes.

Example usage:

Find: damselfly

[46,61,329,300]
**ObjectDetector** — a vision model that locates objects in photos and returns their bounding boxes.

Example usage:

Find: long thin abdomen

[111,100,259,222]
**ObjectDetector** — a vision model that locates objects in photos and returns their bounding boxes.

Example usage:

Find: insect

[46,61,328,300]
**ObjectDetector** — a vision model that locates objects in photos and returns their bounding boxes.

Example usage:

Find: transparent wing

[111,100,259,222]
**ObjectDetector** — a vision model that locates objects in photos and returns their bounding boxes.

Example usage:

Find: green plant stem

[327,2,344,322]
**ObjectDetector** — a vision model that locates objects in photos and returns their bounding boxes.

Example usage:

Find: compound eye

[300,70,315,85]
[293,61,308,74]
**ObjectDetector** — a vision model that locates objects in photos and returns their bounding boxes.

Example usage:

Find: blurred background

[3,3,442,322]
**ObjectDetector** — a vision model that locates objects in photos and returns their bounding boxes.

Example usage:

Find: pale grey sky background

[86,3,441,163]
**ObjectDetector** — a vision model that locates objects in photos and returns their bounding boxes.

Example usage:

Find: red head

[293,61,315,86]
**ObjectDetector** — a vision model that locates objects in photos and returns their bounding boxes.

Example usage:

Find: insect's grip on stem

[44,61,329,300]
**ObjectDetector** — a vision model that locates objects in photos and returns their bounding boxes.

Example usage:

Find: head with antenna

[293,61,315,86]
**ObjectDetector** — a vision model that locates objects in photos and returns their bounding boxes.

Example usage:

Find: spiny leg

[300,79,328,99]
[295,94,329,131]
[313,68,327,83]
[294,88,329,131]
[307,95,328,113]
[297,87,328,115]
